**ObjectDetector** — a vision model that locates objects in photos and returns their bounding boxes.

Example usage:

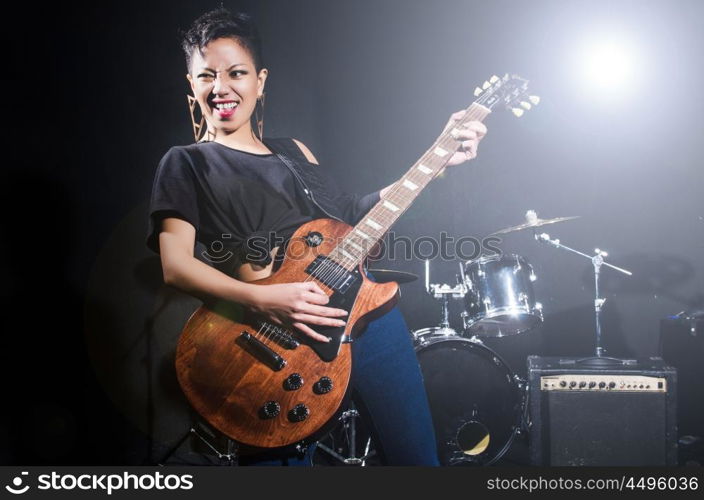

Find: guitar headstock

[473,74,539,117]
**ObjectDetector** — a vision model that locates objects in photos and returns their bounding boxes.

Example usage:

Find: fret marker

[355,230,370,240]
[365,219,382,231]
[417,164,433,175]
[347,241,364,252]
[402,179,418,191]
[383,200,400,212]
[339,248,356,261]
[434,146,449,157]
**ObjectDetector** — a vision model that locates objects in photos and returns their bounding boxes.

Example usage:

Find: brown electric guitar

[175,74,536,448]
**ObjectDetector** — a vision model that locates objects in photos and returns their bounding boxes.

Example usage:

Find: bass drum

[415,336,524,465]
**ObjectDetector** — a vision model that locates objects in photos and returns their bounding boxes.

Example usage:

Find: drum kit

[314,210,633,466]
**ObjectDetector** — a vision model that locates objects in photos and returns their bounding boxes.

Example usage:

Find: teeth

[215,102,238,109]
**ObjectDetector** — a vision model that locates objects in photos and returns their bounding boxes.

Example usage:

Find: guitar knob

[304,231,324,247]
[259,401,280,419]
[314,376,333,394]
[284,373,304,391]
[288,404,309,422]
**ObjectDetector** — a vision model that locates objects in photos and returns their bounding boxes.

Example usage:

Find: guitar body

[175,218,399,448]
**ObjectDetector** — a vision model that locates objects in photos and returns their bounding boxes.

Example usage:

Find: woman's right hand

[244,282,348,342]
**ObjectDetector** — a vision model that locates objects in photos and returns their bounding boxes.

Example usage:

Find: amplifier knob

[559,381,567,388]
[608,382,616,389]
[589,381,596,388]
[579,381,586,388]
[599,382,606,389]
[569,381,577,388]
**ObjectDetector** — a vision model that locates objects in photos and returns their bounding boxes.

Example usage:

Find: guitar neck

[329,102,492,269]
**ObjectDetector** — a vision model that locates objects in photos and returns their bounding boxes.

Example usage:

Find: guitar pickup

[305,255,358,294]
[238,332,286,371]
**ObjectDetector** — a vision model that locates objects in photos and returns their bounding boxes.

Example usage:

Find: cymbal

[368,269,419,284]
[491,210,579,235]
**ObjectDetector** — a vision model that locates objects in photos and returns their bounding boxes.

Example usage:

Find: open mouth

[211,100,239,118]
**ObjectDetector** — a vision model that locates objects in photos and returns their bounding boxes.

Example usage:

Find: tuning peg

[474,86,483,96]
[528,95,540,105]
[511,108,525,118]
[489,75,499,83]
[519,101,532,110]
[482,80,491,90]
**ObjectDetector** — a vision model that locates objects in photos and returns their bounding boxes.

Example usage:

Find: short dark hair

[179,7,264,73]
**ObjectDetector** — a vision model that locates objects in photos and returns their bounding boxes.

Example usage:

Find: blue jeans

[348,304,439,465]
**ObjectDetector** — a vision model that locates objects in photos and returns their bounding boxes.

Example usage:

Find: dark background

[1,0,702,464]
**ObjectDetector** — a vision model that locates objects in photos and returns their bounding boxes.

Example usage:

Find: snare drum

[462,254,543,337]
[411,326,460,346]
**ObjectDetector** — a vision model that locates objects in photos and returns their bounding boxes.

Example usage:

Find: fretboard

[329,102,491,269]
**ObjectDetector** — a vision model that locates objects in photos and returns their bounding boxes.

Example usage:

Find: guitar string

[255,100,491,347]
[322,94,492,276]
[255,98,494,345]
[256,91,495,345]
[308,91,493,289]
[254,86,499,346]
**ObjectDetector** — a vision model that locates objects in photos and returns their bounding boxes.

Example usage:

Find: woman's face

[187,37,267,138]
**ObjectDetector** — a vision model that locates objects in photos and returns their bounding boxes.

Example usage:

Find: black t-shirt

[146,138,380,273]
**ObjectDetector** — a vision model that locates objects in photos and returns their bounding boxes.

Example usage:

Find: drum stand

[157,420,239,466]
[313,401,376,466]
[159,419,313,466]
[534,231,634,366]
[424,259,467,335]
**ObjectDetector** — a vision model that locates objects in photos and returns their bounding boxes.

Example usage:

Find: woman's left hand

[440,109,488,169]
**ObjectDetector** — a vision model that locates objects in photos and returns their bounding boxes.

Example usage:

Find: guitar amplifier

[528,356,678,466]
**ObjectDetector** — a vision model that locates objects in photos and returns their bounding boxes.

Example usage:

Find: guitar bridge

[237,332,286,371]
[255,321,299,349]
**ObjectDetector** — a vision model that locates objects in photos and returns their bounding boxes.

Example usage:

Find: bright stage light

[583,41,635,87]
[572,31,642,98]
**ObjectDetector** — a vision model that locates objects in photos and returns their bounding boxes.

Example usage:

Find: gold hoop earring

[255,92,266,140]
[187,94,215,143]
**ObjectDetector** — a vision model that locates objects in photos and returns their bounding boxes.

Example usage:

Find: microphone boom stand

[534,231,634,366]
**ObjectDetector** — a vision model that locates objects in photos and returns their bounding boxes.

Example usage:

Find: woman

[147,7,486,465]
